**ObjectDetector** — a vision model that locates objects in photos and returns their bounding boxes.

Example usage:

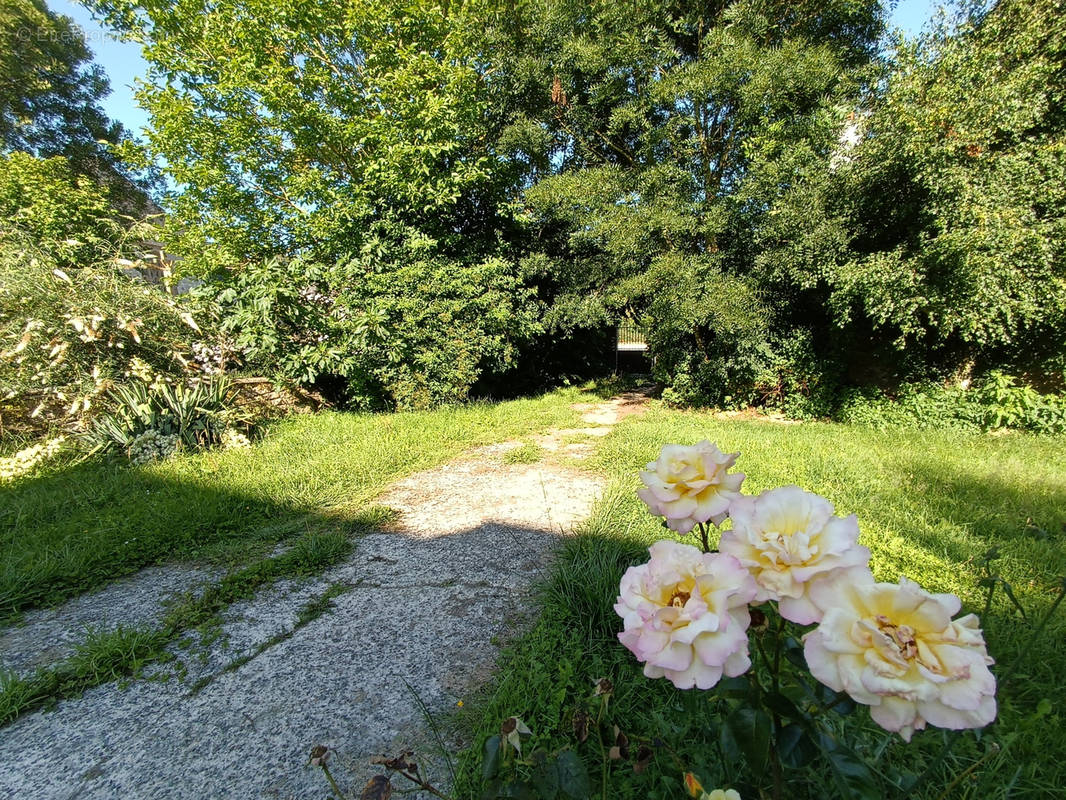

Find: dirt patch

[713,408,801,425]
[532,387,652,456]
[377,442,602,536]
[570,388,651,426]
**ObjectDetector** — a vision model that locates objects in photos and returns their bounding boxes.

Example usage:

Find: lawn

[454,405,1066,800]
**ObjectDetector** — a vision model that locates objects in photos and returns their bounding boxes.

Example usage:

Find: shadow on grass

[0,456,358,619]
[895,457,1066,584]
[0,383,602,618]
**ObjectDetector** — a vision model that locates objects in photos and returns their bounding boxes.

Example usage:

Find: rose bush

[619,440,1000,798]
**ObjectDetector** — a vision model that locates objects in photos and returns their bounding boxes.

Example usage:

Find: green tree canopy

[482,0,885,404]
[0,0,154,215]
[90,0,547,406]
[90,0,520,268]
[0,150,122,264]
[761,0,1066,378]
[82,0,1066,407]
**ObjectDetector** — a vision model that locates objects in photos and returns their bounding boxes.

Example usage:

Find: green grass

[6,388,1065,794]
[0,387,587,725]
[0,624,167,725]
[503,442,544,465]
[0,388,585,617]
[454,405,1066,800]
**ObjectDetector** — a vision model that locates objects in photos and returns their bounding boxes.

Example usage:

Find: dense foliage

[0,223,206,438]
[835,372,1066,434]
[207,226,540,408]
[0,154,210,442]
[762,0,1066,386]
[481,0,887,407]
[89,0,549,406]
[0,151,123,264]
[9,0,1063,416]
[489,0,1066,407]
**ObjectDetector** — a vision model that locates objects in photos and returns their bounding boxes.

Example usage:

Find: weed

[0,625,168,726]
[187,582,350,695]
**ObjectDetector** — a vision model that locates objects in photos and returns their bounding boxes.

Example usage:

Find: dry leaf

[501,716,531,754]
[572,709,590,743]
[633,745,653,775]
[359,775,392,800]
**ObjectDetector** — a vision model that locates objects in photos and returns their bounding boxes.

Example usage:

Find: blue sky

[56,1,943,138]
[57,1,152,135]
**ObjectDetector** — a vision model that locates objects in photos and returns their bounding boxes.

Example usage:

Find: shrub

[835,373,1066,434]
[972,371,1066,433]
[0,239,206,435]
[84,377,247,457]
[208,226,540,410]
[0,152,122,266]
[0,152,228,440]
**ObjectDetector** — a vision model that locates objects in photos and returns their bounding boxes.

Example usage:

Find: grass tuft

[187,582,351,695]
[0,625,167,726]
[503,442,544,465]
[0,526,358,726]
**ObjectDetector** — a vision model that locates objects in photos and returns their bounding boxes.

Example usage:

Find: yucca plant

[84,377,248,455]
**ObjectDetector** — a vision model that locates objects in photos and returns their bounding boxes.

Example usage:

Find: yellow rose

[637,441,744,534]
[803,577,996,741]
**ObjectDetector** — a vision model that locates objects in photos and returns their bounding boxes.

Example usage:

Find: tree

[90,0,520,267]
[90,0,544,406]
[207,227,539,408]
[0,150,121,265]
[760,0,1066,381]
[483,0,885,405]
[0,0,154,215]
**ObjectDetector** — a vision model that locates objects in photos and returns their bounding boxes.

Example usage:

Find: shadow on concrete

[0,496,570,800]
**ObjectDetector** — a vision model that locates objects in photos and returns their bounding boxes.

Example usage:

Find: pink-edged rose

[718,486,871,624]
[803,577,996,741]
[637,441,745,534]
[615,540,758,690]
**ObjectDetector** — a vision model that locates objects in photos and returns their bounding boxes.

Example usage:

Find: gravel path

[0,394,647,799]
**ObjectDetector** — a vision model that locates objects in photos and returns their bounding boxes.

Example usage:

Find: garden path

[0,391,649,800]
